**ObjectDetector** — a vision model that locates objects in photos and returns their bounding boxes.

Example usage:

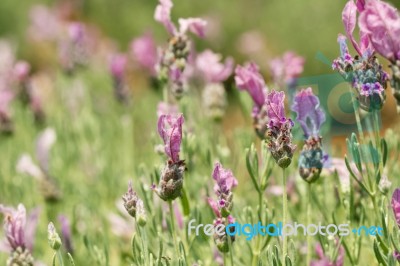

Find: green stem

[228,230,234,266]
[57,250,64,266]
[306,183,312,266]
[168,201,179,257]
[373,110,385,180]
[252,191,263,266]
[136,222,147,265]
[282,168,288,266]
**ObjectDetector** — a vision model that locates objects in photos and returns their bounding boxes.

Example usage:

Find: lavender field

[1,0,400,265]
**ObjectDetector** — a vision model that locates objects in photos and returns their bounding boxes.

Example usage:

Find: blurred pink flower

[178,18,207,38]
[311,242,344,266]
[270,51,305,86]
[196,50,233,83]
[58,215,74,254]
[28,5,60,41]
[157,101,178,117]
[154,0,176,35]
[158,114,184,162]
[130,33,157,75]
[109,54,127,79]
[154,0,206,37]
[235,62,267,108]
[0,204,40,253]
[13,61,30,83]
[358,0,400,62]
[392,188,400,227]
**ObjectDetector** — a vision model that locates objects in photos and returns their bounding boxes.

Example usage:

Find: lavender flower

[122,181,147,226]
[154,0,207,99]
[58,215,74,254]
[270,51,305,88]
[265,91,296,168]
[0,204,40,266]
[311,242,344,266]
[292,88,327,183]
[211,162,238,217]
[235,62,269,138]
[332,1,388,112]
[130,32,158,75]
[109,53,130,103]
[391,188,400,227]
[208,163,238,253]
[358,0,400,112]
[154,114,186,201]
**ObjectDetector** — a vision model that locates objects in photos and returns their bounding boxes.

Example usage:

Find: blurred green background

[1,0,399,76]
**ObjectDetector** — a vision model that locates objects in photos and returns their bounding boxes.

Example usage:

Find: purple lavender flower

[265,90,296,168]
[292,88,325,138]
[292,88,327,183]
[332,1,388,112]
[158,114,184,163]
[0,204,40,266]
[358,0,400,63]
[358,0,400,112]
[130,32,158,75]
[207,161,237,255]
[235,62,270,138]
[270,51,305,88]
[311,242,344,266]
[58,215,74,254]
[154,114,186,201]
[122,181,147,226]
[211,162,238,217]
[391,188,400,227]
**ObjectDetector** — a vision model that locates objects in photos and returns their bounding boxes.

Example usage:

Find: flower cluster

[265,91,296,168]
[357,0,400,112]
[122,181,147,226]
[0,204,40,266]
[235,62,269,138]
[392,189,400,261]
[292,88,327,183]
[154,0,207,99]
[153,114,186,201]
[332,1,388,112]
[208,162,237,253]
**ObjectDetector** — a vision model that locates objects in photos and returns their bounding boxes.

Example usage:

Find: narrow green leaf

[381,139,388,167]
[180,187,190,216]
[373,239,388,266]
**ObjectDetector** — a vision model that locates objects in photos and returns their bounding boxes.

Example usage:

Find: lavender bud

[47,222,62,251]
